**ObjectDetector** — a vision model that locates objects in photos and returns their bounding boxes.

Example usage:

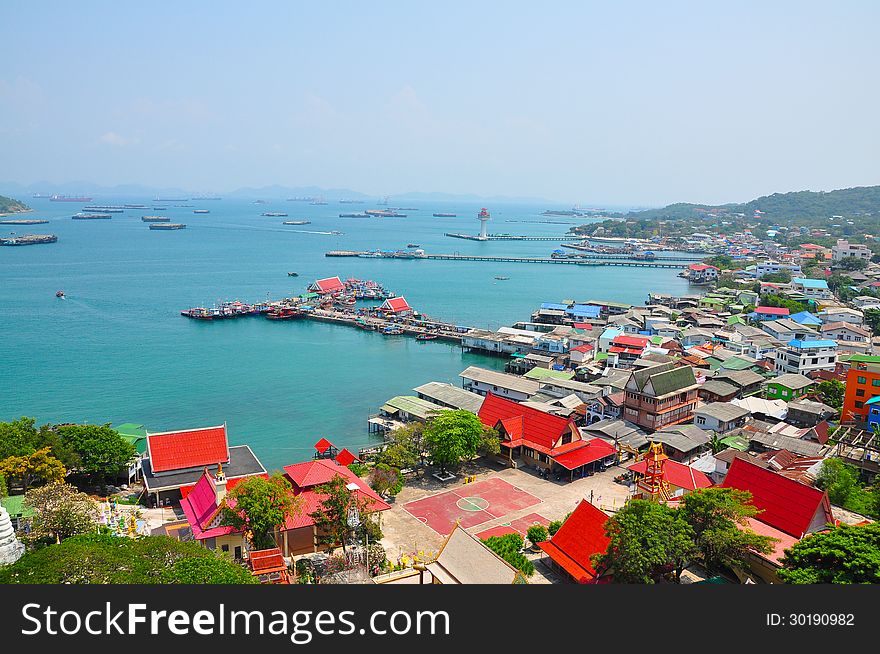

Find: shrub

[526,525,548,545]
[547,520,563,536]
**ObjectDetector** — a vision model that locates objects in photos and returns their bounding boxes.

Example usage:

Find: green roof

[584,299,632,309]
[381,396,448,420]
[114,423,148,455]
[720,356,756,371]
[845,354,880,364]
[648,365,698,396]
[594,352,609,361]
[523,367,575,381]
[1,494,33,518]
[720,434,750,451]
[727,315,746,325]
[649,335,665,345]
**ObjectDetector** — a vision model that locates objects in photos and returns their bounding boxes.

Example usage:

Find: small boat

[330,230,343,235]
[382,325,404,335]
[495,276,510,280]
[266,307,303,320]
[288,272,299,277]
[416,333,438,341]
[55,290,65,299]
[407,243,421,248]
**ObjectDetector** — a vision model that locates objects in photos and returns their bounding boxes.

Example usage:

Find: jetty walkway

[324,251,690,268]
[445,232,577,241]
[302,307,465,343]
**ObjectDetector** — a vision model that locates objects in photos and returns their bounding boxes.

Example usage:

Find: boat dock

[0,219,50,225]
[323,251,689,268]
[1,234,58,246]
[445,232,576,241]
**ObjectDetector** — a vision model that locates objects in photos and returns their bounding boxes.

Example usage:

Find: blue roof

[568,304,600,317]
[541,302,568,311]
[787,338,838,349]
[601,327,624,339]
[789,311,822,325]
[793,277,829,290]
[865,395,880,406]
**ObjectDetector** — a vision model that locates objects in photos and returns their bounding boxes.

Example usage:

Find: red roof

[313,276,345,293]
[314,437,334,454]
[628,459,712,491]
[478,393,576,452]
[179,472,267,499]
[380,296,411,313]
[609,346,644,355]
[147,425,229,474]
[571,344,595,353]
[572,323,592,329]
[249,548,287,573]
[755,306,790,316]
[281,459,391,530]
[722,457,834,538]
[553,438,616,470]
[688,264,718,271]
[179,470,236,540]
[538,500,610,583]
[334,448,359,467]
[612,335,649,348]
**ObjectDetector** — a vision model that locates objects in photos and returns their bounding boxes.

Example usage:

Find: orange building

[841,355,880,423]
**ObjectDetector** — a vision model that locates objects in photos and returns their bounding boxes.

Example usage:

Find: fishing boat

[382,325,404,335]
[180,307,214,320]
[288,272,299,277]
[55,290,65,299]
[416,333,438,341]
[407,243,421,248]
[193,209,210,214]
[283,220,312,225]
[266,307,303,320]
[495,276,510,280]
[433,213,457,217]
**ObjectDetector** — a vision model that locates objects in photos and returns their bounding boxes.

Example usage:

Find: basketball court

[403,477,542,536]
[474,513,550,540]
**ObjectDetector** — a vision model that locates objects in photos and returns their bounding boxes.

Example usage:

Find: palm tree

[709,433,726,454]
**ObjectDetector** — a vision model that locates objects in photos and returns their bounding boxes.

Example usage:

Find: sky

[2,1,879,206]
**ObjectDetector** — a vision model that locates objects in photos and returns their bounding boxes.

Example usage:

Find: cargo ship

[72,213,112,220]
[193,209,210,214]
[1,234,58,246]
[50,195,92,202]
[262,212,288,217]
[149,223,186,230]
[339,213,369,217]
[282,220,312,225]
[142,216,171,222]
[433,213,457,217]
[364,209,406,217]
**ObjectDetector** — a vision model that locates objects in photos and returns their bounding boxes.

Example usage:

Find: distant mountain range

[0,181,556,205]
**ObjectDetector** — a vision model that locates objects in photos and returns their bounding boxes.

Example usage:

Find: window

[221,544,229,552]
[234,546,242,560]
[856,389,866,397]
[695,416,706,425]
[872,379,880,387]
[855,401,865,408]
[858,376,867,384]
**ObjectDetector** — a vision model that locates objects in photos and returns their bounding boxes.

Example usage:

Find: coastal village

[3,217,880,585]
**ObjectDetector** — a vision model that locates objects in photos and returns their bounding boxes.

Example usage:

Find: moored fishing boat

[266,307,303,320]
[416,333,438,341]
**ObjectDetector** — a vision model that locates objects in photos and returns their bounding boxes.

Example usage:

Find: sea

[0,197,693,471]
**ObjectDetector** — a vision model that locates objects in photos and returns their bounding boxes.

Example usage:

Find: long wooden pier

[445,232,576,241]
[324,251,689,268]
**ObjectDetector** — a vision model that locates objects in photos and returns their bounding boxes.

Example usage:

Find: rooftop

[459,366,540,395]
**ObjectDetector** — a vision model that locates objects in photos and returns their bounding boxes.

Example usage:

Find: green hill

[0,195,31,214]
[619,186,880,222]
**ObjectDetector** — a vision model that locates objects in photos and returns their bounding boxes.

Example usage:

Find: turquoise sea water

[0,198,692,471]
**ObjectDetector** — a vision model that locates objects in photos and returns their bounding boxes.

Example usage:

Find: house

[712,369,765,397]
[459,366,539,401]
[721,457,835,583]
[538,500,610,584]
[597,327,624,353]
[680,327,715,348]
[785,399,836,427]
[760,318,814,342]
[753,306,790,321]
[140,424,267,506]
[730,396,789,422]
[831,239,872,262]
[818,307,864,325]
[569,343,595,365]
[310,276,345,294]
[113,422,148,484]
[712,448,771,484]
[791,277,832,300]
[374,524,527,584]
[697,378,740,403]
[179,465,249,560]
[584,391,625,424]
[378,396,447,424]
[686,263,719,284]
[538,378,603,403]
[608,334,649,365]
[693,402,750,433]
[842,354,880,422]
[774,339,838,375]
[378,296,412,315]
[650,424,711,461]
[764,373,815,401]
[478,393,617,477]
[820,322,870,343]
[755,261,802,278]
[789,311,823,327]
[580,418,649,456]
[622,362,700,431]
[278,459,391,557]
[413,382,485,413]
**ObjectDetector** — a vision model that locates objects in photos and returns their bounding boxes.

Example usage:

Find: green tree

[548,520,563,536]
[0,534,257,584]
[0,473,6,498]
[778,523,880,584]
[678,487,776,573]
[481,533,534,576]
[526,524,548,545]
[368,463,404,497]
[56,424,136,483]
[0,447,66,492]
[760,271,792,283]
[311,474,377,554]
[222,474,300,550]
[708,433,726,455]
[0,418,75,466]
[814,379,845,411]
[423,410,486,474]
[478,426,501,457]
[595,499,696,583]
[815,459,859,506]
[23,481,99,544]
[864,308,880,336]
[836,256,869,271]
[378,422,425,470]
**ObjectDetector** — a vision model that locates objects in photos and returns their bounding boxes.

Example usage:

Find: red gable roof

[628,459,712,491]
[179,471,267,499]
[147,425,229,474]
[314,276,345,293]
[722,457,834,538]
[334,448,359,467]
[612,335,649,348]
[755,306,790,316]
[380,296,411,313]
[571,344,595,353]
[179,470,236,540]
[478,393,575,451]
[281,459,390,529]
[688,264,718,271]
[572,323,592,329]
[538,500,610,583]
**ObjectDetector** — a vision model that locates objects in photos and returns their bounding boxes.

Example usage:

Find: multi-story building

[841,355,880,423]
[774,338,838,375]
[754,261,803,278]
[791,277,833,300]
[622,362,700,431]
[832,239,872,262]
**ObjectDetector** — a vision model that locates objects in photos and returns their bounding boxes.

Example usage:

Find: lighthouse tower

[477,207,490,239]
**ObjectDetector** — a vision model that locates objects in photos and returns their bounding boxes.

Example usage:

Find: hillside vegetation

[0,195,31,214]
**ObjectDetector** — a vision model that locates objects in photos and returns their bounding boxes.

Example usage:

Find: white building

[459,366,539,401]
[774,339,838,375]
[818,307,864,325]
[791,277,833,300]
[832,239,872,262]
[755,261,803,278]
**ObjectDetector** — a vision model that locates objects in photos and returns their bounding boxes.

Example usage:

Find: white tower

[478,207,490,239]
[0,506,25,565]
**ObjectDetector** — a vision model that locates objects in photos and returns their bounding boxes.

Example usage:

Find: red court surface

[403,477,542,536]
[475,513,550,540]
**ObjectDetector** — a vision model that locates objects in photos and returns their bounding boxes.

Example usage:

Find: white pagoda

[0,506,25,565]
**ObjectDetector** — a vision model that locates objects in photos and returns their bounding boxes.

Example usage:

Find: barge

[0,219,49,225]
[142,216,171,222]
[149,223,187,230]
[72,213,112,219]
[1,234,58,246]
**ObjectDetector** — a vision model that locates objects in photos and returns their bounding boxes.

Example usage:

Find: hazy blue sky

[2,1,878,205]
